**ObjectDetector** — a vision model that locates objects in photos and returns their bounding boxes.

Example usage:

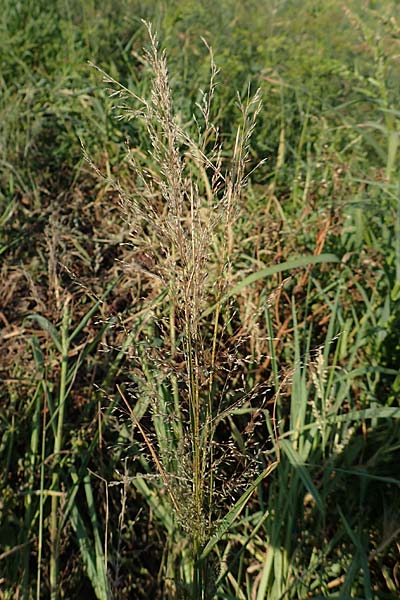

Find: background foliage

[1,1,399,598]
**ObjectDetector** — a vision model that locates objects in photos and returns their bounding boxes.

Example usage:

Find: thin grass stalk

[185,325,202,559]
[205,302,220,531]
[169,244,183,444]
[36,382,48,600]
[21,380,41,598]
[117,384,181,515]
[50,299,70,599]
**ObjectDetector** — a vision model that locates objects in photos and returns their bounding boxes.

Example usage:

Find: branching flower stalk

[92,22,263,597]
[49,298,71,600]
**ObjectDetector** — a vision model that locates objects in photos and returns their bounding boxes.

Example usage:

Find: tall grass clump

[90,23,279,598]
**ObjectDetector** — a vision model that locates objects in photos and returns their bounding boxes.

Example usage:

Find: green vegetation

[1,1,399,598]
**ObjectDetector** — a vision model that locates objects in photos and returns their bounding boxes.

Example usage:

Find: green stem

[169,258,183,443]
[186,321,204,596]
[50,302,70,600]
[37,382,48,600]
[23,384,41,599]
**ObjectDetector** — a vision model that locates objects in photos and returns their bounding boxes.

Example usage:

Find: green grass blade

[279,439,324,515]
[202,253,339,317]
[200,462,277,561]
[338,508,373,600]
[68,277,118,344]
[69,472,109,600]
[26,315,62,353]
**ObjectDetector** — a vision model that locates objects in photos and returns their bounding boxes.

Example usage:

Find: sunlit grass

[0,1,399,599]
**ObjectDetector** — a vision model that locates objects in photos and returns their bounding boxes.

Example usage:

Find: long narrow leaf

[26,314,62,353]
[203,253,339,317]
[200,462,277,561]
[279,439,325,514]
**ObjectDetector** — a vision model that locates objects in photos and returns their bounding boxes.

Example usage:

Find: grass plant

[93,24,281,596]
